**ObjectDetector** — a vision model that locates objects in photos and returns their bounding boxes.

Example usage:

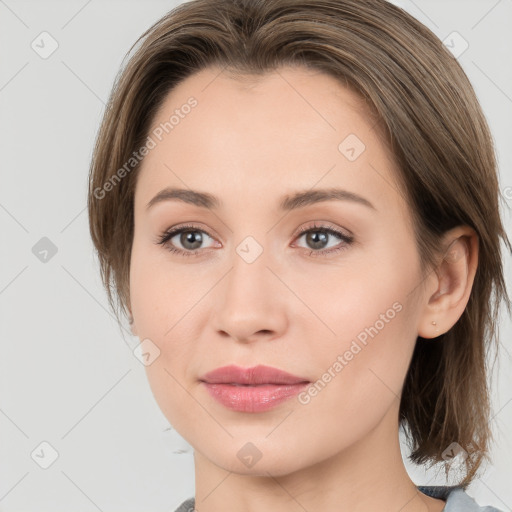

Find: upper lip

[200,364,310,385]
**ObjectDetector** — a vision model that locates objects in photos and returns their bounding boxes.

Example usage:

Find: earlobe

[418,227,478,339]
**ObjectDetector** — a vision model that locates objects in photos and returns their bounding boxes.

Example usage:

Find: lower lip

[202,382,309,412]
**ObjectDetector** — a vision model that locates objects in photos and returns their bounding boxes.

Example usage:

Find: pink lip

[200,365,310,413]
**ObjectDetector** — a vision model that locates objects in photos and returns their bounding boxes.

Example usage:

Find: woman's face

[129,65,431,475]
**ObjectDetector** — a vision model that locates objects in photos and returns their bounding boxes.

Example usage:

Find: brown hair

[88,0,511,486]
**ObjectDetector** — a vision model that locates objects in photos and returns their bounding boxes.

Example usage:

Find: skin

[129,65,478,512]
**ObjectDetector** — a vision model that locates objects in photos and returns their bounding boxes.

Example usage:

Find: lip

[200,364,309,385]
[200,365,310,413]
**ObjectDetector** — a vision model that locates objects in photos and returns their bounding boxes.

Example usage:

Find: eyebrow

[146,187,376,212]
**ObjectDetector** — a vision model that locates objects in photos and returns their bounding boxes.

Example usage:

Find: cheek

[312,298,414,400]
[129,242,206,412]
[129,239,191,338]
[130,263,198,432]
[299,245,421,409]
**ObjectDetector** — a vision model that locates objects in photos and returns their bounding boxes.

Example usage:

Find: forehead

[150,65,380,141]
[135,65,406,217]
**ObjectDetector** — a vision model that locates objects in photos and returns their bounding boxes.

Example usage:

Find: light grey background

[0,0,511,511]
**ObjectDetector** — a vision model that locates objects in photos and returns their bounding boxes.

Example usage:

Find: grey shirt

[173,485,503,511]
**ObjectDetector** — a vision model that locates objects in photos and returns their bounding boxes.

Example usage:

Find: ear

[417,226,479,339]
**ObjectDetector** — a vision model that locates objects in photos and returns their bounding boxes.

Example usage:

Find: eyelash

[156,222,354,258]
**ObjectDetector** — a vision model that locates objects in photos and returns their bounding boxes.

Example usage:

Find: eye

[293,222,354,256]
[156,224,217,257]
[156,222,354,258]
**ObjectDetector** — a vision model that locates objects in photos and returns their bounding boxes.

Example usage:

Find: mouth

[199,364,310,412]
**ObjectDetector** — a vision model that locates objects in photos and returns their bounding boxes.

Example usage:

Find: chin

[199,441,315,477]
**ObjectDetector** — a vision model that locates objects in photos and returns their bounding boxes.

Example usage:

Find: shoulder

[173,497,195,512]
[418,485,504,512]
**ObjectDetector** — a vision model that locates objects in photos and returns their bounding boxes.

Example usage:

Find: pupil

[182,231,202,250]
[308,231,327,249]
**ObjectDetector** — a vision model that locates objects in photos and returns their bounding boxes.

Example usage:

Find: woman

[88,0,510,510]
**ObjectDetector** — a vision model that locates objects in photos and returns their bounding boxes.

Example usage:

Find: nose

[211,245,288,344]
